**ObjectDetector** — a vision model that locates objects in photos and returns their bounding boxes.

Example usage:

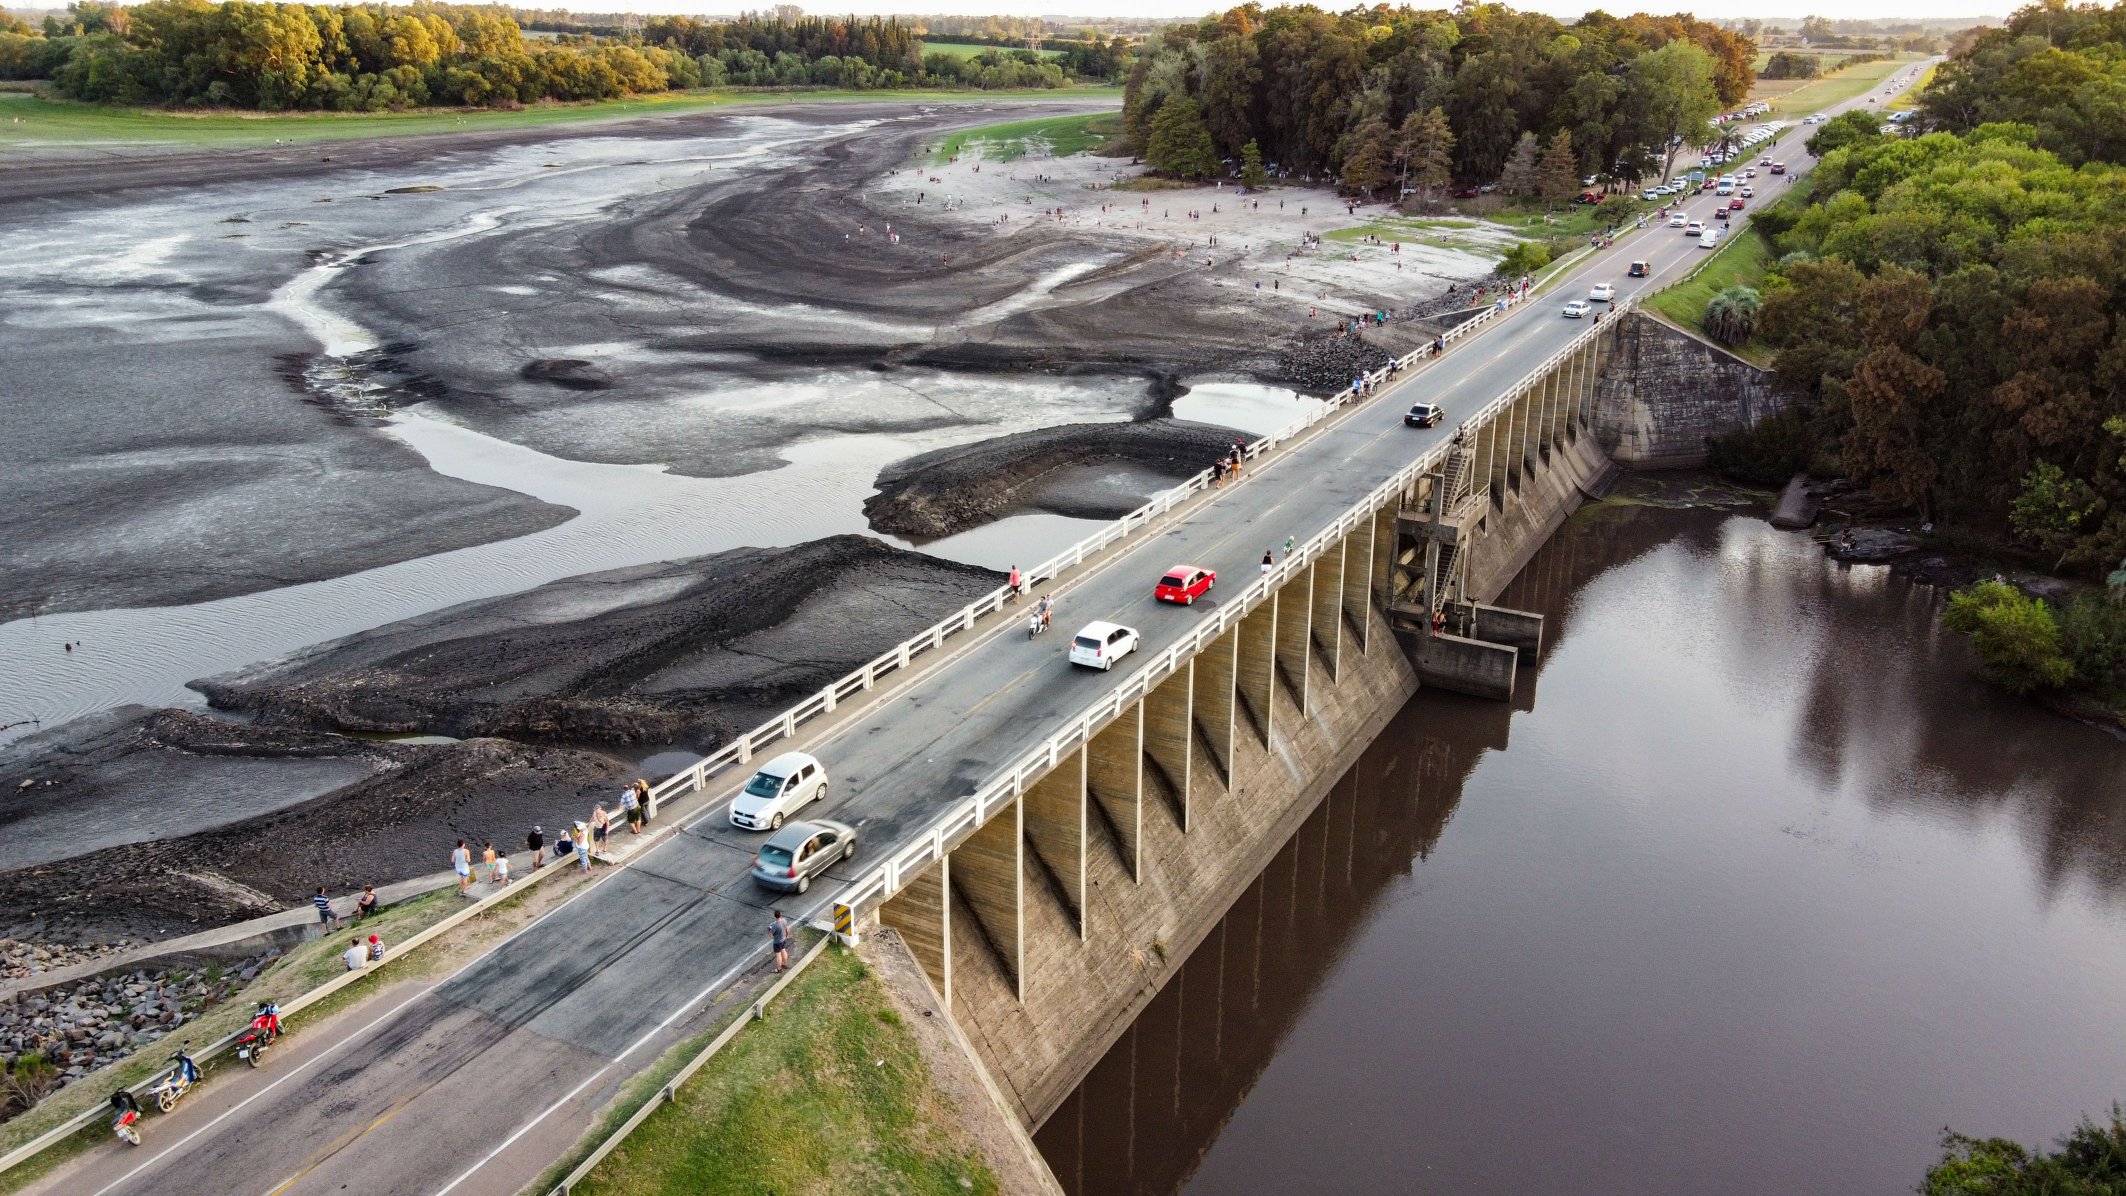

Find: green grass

[1762,52,1923,118]
[1887,63,1936,111]
[0,85,1121,150]
[1645,226,1774,358]
[929,110,1119,162]
[921,40,1063,60]
[571,947,998,1196]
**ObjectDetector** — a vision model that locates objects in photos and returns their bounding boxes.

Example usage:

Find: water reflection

[1037,497,2126,1196]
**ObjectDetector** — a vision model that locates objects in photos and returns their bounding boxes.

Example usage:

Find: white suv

[1069,621,1140,670]
[730,752,828,831]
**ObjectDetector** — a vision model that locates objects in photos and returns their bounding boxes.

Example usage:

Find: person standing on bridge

[633,778,653,829]
[771,910,792,973]
[1007,565,1023,603]
[452,840,473,896]
[1261,550,1274,575]
[480,841,498,884]
[572,822,592,871]
[622,784,642,834]
[591,803,611,854]
[527,825,545,870]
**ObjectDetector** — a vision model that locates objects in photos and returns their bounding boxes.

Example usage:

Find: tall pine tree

[1498,131,1541,198]
[1537,129,1579,203]
[1146,97,1218,180]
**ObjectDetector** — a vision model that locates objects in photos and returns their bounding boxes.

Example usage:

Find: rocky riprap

[1,937,130,984]
[1278,333,1395,392]
[0,949,278,1110]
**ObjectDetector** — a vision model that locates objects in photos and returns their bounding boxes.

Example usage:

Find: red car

[1729,198,1746,210]
[1155,565,1216,605]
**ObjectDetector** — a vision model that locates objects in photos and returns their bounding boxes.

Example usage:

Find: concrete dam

[860,306,1780,1131]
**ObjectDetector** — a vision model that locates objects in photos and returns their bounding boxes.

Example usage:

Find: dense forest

[1719,0,2126,701]
[0,1,1114,107]
[1121,3,1756,186]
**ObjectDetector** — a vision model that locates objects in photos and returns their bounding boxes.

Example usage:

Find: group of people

[1210,441,1247,486]
[435,778,659,903]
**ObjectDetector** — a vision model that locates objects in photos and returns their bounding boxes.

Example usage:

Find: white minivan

[1699,227,1722,248]
[730,751,828,831]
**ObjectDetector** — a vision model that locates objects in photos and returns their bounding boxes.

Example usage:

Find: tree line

[0,1,1121,108]
[1121,3,1755,189]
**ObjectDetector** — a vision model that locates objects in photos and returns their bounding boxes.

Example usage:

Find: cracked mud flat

[194,535,1000,750]
[0,711,628,945]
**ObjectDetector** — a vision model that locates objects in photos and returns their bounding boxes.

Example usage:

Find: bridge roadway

[74,69,1924,1196]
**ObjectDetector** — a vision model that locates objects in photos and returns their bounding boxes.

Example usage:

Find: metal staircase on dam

[1385,443,1545,701]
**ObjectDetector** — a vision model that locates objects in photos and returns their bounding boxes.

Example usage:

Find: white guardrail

[638,289,1535,819]
[834,299,1633,917]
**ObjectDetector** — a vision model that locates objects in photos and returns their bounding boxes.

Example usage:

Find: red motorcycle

[236,1001,284,1068]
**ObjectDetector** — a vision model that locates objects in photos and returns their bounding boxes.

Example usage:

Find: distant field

[0,85,1120,149]
[930,110,1119,162]
[922,40,1063,59]
[1752,53,1923,117]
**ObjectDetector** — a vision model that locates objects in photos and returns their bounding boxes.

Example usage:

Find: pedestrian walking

[1261,550,1274,575]
[355,885,378,921]
[591,804,610,852]
[573,822,592,871]
[493,853,512,886]
[480,841,498,883]
[527,825,545,870]
[622,784,641,834]
[771,910,792,972]
[313,886,340,931]
[451,840,473,896]
[1283,536,1294,559]
[1007,565,1023,603]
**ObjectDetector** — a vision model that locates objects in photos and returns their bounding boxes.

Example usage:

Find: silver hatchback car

[750,819,856,894]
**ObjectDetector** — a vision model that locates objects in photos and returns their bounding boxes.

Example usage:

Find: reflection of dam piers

[859,309,1769,1135]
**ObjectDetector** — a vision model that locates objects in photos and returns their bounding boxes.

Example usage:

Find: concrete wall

[1591,310,1787,470]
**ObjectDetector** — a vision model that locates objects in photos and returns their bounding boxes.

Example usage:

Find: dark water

[1035,495,2126,1196]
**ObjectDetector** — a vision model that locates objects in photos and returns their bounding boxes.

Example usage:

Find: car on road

[1403,403,1445,429]
[1588,282,1616,302]
[1667,214,1687,228]
[1740,185,1755,198]
[1628,260,1649,277]
[1155,565,1216,603]
[1770,162,1787,174]
[750,819,855,894]
[1686,220,1704,236]
[1070,621,1140,670]
[1728,198,1746,210]
[1760,157,1773,166]
[1561,299,1591,319]
[730,751,828,831]
[1700,227,1722,248]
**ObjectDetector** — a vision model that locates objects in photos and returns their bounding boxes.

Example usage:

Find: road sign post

[833,902,859,947]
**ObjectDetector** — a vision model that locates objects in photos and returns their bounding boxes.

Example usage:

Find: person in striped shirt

[313,886,340,932]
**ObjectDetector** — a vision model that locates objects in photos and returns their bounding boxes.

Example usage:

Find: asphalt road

[59,66,1931,1196]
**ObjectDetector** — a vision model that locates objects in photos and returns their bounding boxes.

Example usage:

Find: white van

[1699,227,1722,248]
[1715,181,1734,196]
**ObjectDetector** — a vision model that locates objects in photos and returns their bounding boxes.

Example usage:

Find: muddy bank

[864,418,1245,540]
[195,536,1001,749]
[0,721,626,945]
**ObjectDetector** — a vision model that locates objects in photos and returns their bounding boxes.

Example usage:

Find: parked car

[1155,565,1216,604]
[1628,260,1650,277]
[1639,188,1660,201]
[1453,186,1480,199]
[730,751,828,831]
[1588,282,1616,302]
[1561,299,1591,319]
[1069,621,1140,670]
[1403,403,1445,429]
[750,819,855,894]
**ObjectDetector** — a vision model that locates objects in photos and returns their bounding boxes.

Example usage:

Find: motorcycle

[109,1090,142,1146]
[236,1001,284,1068]
[1027,609,1045,639]
[145,1047,200,1113]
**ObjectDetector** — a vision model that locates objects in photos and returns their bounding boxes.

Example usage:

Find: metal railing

[641,288,1534,819]
[836,300,1631,917]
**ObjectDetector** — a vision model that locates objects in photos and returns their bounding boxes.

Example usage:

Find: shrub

[2060,592,2126,699]
[1703,284,1761,346]
[1941,581,2074,694]
[1498,239,1551,275]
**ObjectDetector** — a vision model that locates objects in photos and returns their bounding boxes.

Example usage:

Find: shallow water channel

[1035,496,2126,1196]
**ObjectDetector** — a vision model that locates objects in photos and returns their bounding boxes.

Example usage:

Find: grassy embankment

[921,39,1063,60]
[1325,216,1492,253]
[567,946,1000,1196]
[1643,226,1776,359]
[0,888,475,1195]
[930,110,1120,162]
[1886,63,1937,111]
[1751,52,1923,118]
[0,85,1121,150]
